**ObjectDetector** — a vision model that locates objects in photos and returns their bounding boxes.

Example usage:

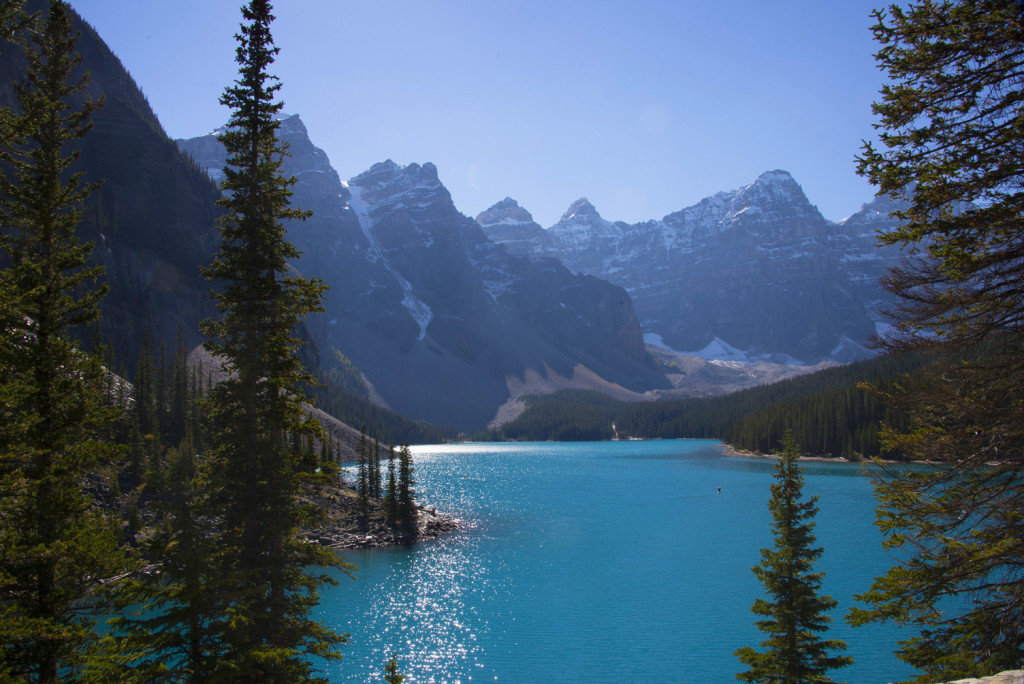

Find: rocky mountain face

[834,192,907,330]
[478,172,905,364]
[180,123,668,429]
[3,5,899,430]
[3,5,663,431]
[0,0,222,366]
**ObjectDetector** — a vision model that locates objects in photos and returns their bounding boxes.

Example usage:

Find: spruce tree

[0,2,126,679]
[167,327,189,446]
[357,426,369,516]
[735,433,851,683]
[198,0,348,678]
[110,440,222,682]
[383,444,398,522]
[396,443,417,530]
[0,1,27,40]
[134,330,162,476]
[383,653,405,684]
[371,436,382,499]
[848,2,1024,679]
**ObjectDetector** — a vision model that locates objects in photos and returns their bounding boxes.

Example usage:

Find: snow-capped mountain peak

[560,197,601,222]
[349,160,448,208]
[476,197,536,227]
[483,169,897,365]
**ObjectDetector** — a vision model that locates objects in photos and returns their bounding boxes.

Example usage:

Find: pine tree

[110,440,223,682]
[197,1,348,678]
[383,653,405,684]
[0,2,127,679]
[396,443,417,530]
[847,2,1024,679]
[134,330,162,475]
[383,444,398,522]
[371,436,382,499]
[735,433,851,683]
[166,327,189,446]
[0,1,27,41]
[156,337,168,440]
[357,426,369,516]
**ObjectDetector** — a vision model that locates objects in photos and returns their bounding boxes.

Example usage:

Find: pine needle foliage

[735,433,852,684]
[848,2,1024,679]
[396,443,417,530]
[0,2,126,679]
[383,653,405,684]
[383,444,398,522]
[197,1,350,679]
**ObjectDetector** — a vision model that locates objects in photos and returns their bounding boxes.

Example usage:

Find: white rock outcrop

[945,671,1024,684]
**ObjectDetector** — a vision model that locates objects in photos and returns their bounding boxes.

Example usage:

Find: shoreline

[311,505,460,550]
[304,480,460,550]
[716,443,910,465]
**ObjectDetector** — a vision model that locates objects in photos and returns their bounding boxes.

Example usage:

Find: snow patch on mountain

[643,333,684,354]
[476,197,535,226]
[346,183,433,340]
[647,333,809,367]
[551,198,622,245]
[685,337,805,366]
[830,336,877,363]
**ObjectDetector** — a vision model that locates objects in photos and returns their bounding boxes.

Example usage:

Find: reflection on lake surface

[319,440,916,683]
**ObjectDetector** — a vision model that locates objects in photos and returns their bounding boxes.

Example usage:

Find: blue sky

[68,1,890,227]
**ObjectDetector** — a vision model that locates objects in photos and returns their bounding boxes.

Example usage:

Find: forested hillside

[485,353,926,460]
[482,390,622,442]
[312,364,458,446]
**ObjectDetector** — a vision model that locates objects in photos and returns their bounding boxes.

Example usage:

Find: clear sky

[67,0,890,227]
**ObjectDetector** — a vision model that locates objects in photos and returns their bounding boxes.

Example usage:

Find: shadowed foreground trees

[188,0,351,679]
[0,1,127,679]
[848,1,1024,680]
[0,1,361,679]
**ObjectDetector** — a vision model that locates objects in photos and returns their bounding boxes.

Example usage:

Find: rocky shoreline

[302,479,459,550]
[718,443,863,463]
[717,443,911,464]
[309,504,459,550]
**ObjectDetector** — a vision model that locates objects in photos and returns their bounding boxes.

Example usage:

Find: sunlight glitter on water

[318,440,917,683]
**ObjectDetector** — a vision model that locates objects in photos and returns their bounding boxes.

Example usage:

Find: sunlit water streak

[318,440,917,683]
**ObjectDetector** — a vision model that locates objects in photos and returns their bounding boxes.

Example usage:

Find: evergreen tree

[396,443,417,530]
[156,338,168,440]
[356,426,369,516]
[111,443,222,682]
[0,2,127,679]
[383,444,398,522]
[847,2,1024,679]
[735,433,851,683]
[197,1,348,678]
[371,436,382,499]
[383,653,405,684]
[0,1,27,40]
[134,330,162,476]
[166,327,189,446]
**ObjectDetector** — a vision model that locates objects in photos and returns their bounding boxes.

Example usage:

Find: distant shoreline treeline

[472,353,926,460]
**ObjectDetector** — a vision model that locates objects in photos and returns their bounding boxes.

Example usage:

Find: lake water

[320,440,917,683]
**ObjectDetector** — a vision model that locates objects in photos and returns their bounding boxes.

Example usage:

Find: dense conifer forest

[312,363,458,446]
[484,353,926,460]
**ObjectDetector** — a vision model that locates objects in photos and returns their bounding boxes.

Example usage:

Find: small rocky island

[305,481,458,549]
[303,405,459,549]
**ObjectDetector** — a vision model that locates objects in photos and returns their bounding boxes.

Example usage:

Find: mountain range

[179,119,670,429]
[477,172,906,365]
[1,3,907,432]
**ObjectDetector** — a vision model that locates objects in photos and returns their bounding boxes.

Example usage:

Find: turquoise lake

[320,440,917,683]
